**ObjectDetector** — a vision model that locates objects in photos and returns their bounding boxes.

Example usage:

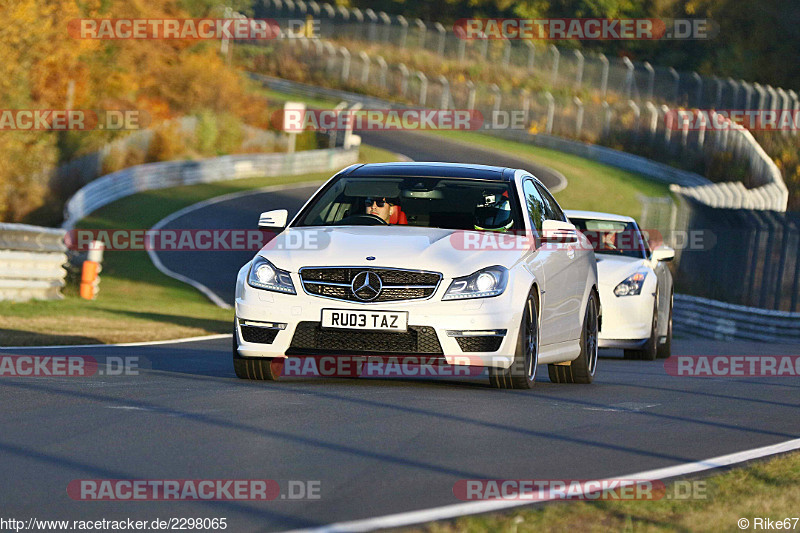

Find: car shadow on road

[0,328,103,348]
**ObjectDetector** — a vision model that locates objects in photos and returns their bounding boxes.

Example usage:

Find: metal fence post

[669,68,679,102]
[742,80,753,109]
[379,11,391,43]
[628,100,640,143]
[398,63,409,98]
[364,9,377,41]
[358,51,370,85]
[397,15,408,48]
[623,57,634,98]
[466,80,476,110]
[434,22,446,56]
[415,71,428,106]
[692,72,702,107]
[350,8,364,40]
[438,75,450,109]
[490,84,501,119]
[574,50,584,90]
[339,46,351,81]
[727,77,739,107]
[713,76,723,109]
[662,105,672,147]
[545,92,555,134]
[499,40,510,67]
[525,41,535,72]
[376,56,388,90]
[646,101,658,141]
[549,45,560,86]
[599,54,609,97]
[414,18,426,49]
[643,62,654,101]
[574,97,584,137]
[789,90,799,137]
[521,89,531,129]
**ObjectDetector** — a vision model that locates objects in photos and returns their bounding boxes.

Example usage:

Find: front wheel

[489,292,539,389]
[548,292,599,384]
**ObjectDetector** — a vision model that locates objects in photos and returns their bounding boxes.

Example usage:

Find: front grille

[287,321,444,355]
[240,326,280,344]
[300,267,441,303]
[455,336,504,352]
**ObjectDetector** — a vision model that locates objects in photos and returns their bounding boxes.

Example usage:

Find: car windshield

[293,176,524,231]
[569,218,649,259]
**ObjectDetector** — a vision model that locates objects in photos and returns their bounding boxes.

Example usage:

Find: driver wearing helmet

[474,191,514,232]
[365,197,399,224]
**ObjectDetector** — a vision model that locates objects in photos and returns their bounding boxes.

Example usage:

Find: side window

[522,180,546,233]
[535,182,565,221]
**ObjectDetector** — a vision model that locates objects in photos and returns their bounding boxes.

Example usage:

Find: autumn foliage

[0,0,271,223]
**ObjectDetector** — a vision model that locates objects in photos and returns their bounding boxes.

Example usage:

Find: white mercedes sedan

[565,210,674,360]
[233,162,600,388]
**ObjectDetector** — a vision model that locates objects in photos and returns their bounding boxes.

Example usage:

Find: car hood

[257,226,528,278]
[595,254,649,287]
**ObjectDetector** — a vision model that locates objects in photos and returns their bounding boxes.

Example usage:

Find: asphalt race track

[2,131,799,532]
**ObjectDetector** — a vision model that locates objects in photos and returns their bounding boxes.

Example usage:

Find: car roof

[344,162,514,181]
[565,210,637,223]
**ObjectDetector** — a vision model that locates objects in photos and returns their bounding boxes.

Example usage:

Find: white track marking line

[1,333,231,350]
[285,438,800,533]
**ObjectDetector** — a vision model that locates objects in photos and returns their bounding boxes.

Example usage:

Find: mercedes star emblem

[351,271,382,301]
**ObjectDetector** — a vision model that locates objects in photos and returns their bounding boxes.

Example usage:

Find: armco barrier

[674,294,800,343]
[0,223,68,301]
[61,147,360,229]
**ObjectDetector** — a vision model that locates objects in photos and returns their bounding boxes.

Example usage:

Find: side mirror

[651,245,675,262]
[541,219,578,244]
[258,209,288,230]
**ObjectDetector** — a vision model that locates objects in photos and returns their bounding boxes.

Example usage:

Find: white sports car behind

[565,210,674,360]
[234,162,601,388]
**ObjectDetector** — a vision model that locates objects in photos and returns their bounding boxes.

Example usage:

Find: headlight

[247,256,296,294]
[442,266,508,300]
[614,270,648,297]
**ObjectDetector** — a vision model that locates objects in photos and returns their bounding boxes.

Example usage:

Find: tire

[548,291,599,384]
[489,292,539,390]
[232,324,282,381]
[656,292,673,359]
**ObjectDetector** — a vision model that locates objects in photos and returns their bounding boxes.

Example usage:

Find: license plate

[321,309,408,332]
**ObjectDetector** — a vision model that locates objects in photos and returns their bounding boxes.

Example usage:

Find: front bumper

[597,283,654,347]
[234,281,524,370]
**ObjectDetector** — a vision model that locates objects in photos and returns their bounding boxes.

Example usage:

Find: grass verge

[0,145,398,346]
[416,450,800,533]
